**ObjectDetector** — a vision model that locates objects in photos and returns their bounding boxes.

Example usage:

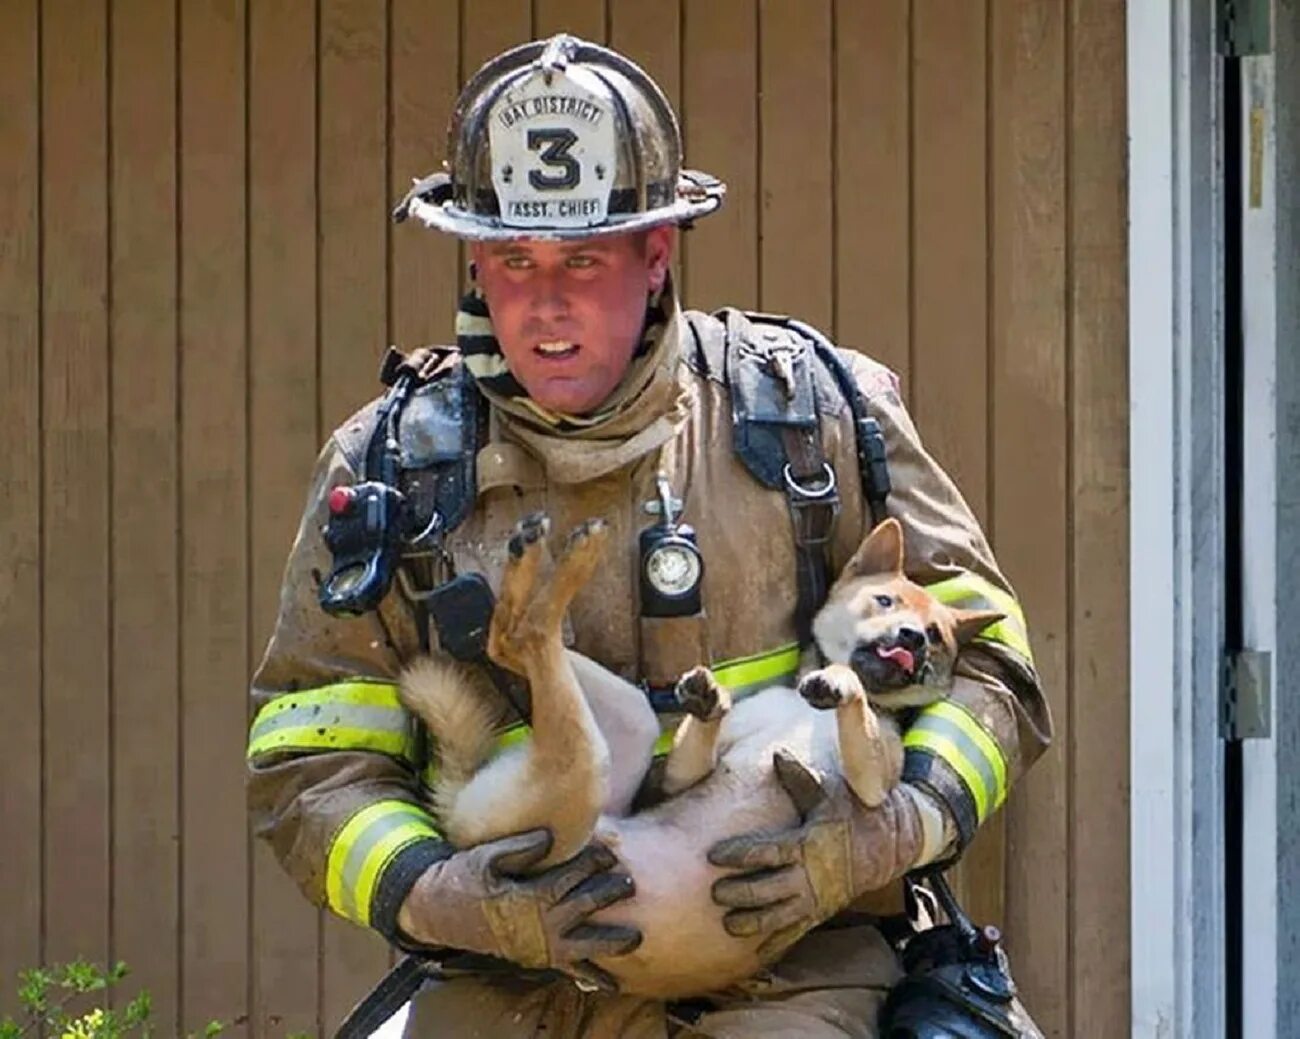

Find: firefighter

[247,34,1050,1038]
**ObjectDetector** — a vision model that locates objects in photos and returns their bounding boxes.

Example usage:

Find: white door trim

[1128,2,1228,1036]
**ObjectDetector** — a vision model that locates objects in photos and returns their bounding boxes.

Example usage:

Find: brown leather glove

[397,829,641,991]
[708,749,925,959]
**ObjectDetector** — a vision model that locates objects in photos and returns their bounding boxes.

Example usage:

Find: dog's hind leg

[661,666,732,796]
[799,664,902,808]
[476,516,612,868]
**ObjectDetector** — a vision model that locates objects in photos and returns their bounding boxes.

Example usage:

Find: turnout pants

[403,924,902,1039]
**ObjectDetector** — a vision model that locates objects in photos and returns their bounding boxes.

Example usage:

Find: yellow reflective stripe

[903,700,1009,822]
[653,729,676,757]
[247,680,414,762]
[423,722,532,787]
[325,800,438,926]
[711,643,801,698]
[923,574,1034,664]
[495,722,531,750]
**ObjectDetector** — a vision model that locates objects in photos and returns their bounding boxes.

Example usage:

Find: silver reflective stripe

[335,806,430,924]
[906,710,1002,816]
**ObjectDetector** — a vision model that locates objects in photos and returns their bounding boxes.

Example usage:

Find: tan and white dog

[400,514,998,997]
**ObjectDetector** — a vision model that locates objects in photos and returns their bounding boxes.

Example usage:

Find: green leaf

[123,993,151,1029]
[59,961,106,994]
[16,968,51,1012]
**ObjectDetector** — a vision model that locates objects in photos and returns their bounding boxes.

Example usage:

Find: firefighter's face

[471,226,674,415]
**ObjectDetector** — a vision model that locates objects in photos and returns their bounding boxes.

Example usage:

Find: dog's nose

[896,626,926,652]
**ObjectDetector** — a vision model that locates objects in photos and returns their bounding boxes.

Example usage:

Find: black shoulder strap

[687,309,892,644]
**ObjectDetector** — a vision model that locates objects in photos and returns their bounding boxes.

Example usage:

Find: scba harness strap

[684,308,891,644]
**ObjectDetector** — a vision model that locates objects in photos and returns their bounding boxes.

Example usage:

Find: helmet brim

[407,193,723,242]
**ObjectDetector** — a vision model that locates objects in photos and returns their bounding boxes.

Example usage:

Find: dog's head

[810,518,1001,708]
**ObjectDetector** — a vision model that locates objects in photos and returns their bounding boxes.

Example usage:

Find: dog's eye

[926,624,942,644]
[874,595,893,608]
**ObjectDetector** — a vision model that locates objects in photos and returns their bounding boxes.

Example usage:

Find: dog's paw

[674,666,730,721]
[507,511,551,560]
[563,516,609,556]
[798,665,862,710]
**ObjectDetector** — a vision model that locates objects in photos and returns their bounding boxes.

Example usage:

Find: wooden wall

[0,2,1129,1036]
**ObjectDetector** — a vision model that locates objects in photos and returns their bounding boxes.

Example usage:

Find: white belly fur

[587,687,842,998]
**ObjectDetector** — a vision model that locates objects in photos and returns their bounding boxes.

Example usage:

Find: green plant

[0,961,224,1039]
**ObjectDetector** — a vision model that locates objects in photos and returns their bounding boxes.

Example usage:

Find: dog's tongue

[876,645,915,674]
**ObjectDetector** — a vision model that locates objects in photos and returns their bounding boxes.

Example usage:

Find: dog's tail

[399,657,499,821]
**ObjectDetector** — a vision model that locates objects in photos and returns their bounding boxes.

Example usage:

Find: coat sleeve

[825,351,1053,853]
[246,434,452,940]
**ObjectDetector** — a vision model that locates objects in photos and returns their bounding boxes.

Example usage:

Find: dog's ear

[950,607,1005,646]
[842,517,905,579]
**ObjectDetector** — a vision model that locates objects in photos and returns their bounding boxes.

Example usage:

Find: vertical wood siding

[0,2,1128,1035]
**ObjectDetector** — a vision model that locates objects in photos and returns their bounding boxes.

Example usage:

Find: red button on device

[328,486,355,515]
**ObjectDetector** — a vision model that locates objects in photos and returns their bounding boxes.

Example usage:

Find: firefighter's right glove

[396,828,641,992]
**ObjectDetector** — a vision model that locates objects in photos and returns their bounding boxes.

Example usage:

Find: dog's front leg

[799,664,902,808]
[661,666,732,796]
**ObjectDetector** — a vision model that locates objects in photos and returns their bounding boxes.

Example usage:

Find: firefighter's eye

[874,595,893,608]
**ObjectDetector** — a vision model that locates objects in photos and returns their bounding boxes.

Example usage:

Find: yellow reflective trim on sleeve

[903,700,1009,822]
[246,679,415,763]
[903,729,990,821]
[923,574,1034,664]
[711,643,802,698]
[325,800,439,926]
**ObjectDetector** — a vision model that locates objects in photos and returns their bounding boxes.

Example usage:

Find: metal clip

[767,348,798,398]
[642,472,683,524]
[782,462,840,547]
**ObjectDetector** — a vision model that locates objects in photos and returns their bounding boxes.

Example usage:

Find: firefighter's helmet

[393,34,724,240]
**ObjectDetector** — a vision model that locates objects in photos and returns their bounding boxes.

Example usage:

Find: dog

[400,514,1000,997]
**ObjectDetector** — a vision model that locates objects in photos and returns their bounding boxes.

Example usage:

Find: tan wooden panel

[833,0,910,381]
[682,0,758,311]
[534,0,606,41]
[109,1,180,1030]
[390,0,461,350]
[318,0,394,1028]
[609,0,680,111]
[758,0,832,328]
[0,0,41,1009]
[1067,0,1130,1032]
[910,0,1000,925]
[461,0,532,84]
[989,2,1069,1034]
[319,0,390,439]
[179,2,249,1033]
[608,0,681,285]
[248,2,322,1035]
[40,0,111,973]
[910,0,988,512]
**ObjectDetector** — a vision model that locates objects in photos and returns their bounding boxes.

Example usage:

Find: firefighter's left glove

[708,749,925,960]
[397,828,641,992]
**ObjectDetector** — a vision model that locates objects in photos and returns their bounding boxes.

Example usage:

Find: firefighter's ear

[843,518,905,579]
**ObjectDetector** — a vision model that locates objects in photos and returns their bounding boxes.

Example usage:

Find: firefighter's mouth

[534,340,581,360]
